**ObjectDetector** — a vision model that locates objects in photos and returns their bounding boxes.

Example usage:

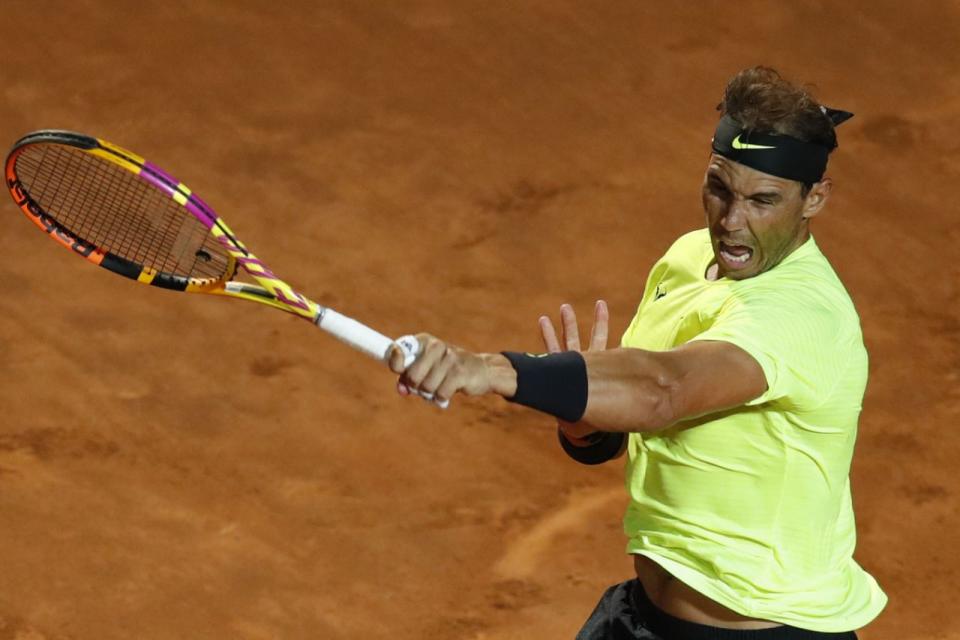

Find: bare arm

[392,336,766,433]
[579,340,766,431]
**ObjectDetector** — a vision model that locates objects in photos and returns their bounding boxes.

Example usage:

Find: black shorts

[576,578,858,640]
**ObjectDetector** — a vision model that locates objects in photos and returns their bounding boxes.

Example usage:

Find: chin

[724,269,757,281]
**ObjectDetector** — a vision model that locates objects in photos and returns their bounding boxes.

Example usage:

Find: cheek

[754,210,801,255]
[702,192,724,221]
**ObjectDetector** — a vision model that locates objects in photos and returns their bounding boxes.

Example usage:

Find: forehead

[705,154,797,193]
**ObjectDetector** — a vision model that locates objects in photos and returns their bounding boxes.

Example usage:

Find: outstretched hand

[538,300,609,440]
[388,334,517,405]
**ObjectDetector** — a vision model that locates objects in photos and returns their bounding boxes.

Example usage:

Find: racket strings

[15,144,231,280]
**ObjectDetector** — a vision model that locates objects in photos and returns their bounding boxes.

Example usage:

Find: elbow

[637,370,681,432]
[644,386,678,431]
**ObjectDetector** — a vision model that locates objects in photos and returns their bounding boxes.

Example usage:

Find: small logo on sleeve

[654,284,668,301]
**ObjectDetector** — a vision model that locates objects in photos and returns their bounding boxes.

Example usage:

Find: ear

[801,177,832,220]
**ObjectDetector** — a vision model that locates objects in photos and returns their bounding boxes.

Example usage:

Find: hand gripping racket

[5,130,446,407]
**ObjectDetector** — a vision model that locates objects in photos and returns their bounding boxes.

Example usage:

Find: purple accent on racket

[136,163,175,196]
[186,194,218,228]
[184,197,217,228]
[142,161,181,191]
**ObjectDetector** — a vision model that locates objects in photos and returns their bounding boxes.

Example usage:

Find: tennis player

[390,66,886,639]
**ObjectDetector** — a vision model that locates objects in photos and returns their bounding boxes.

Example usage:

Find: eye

[751,195,779,207]
[708,180,729,196]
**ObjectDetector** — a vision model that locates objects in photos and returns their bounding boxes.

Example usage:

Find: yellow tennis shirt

[620,229,887,631]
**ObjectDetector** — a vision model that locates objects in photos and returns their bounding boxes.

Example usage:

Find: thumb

[388,344,408,374]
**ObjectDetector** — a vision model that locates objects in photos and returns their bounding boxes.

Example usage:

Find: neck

[784,224,812,257]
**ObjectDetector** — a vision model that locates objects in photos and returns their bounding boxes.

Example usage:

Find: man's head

[702,66,848,280]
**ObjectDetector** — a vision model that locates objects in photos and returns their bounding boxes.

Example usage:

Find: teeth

[721,248,751,264]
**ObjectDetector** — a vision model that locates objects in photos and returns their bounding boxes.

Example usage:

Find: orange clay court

[0,2,957,639]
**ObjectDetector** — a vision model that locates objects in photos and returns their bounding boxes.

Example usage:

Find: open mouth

[719,241,753,267]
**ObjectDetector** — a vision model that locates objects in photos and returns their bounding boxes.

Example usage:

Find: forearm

[581,348,677,432]
[398,318,762,434]
[485,341,762,432]
[476,351,632,462]
[491,347,677,433]
[398,335,678,432]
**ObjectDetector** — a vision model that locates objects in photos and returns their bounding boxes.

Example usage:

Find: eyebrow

[707,174,782,201]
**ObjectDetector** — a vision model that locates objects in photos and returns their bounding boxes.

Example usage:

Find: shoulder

[735,238,862,333]
[714,254,867,397]
[704,282,866,409]
[723,281,861,347]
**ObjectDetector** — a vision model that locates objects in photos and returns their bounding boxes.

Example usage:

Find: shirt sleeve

[688,287,853,410]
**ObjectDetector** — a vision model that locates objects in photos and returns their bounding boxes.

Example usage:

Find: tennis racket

[5,129,446,407]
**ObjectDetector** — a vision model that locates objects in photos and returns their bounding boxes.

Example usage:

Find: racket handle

[317,308,395,360]
[315,310,449,409]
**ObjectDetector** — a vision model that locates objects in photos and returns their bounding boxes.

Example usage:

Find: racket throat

[225,282,276,300]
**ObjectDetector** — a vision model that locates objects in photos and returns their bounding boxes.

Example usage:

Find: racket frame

[4,130,420,370]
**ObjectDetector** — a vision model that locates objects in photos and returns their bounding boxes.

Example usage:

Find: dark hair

[719,66,838,152]
[720,66,838,195]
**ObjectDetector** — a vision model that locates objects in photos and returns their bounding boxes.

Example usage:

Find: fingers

[543,300,608,353]
[539,316,562,353]
[560,303,581,351]
[419,346,458,397]
[589,299,609,351]
[435,358,467,403]
[402,335,446,390]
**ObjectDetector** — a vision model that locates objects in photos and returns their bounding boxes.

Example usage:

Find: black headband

[711,108,853,184]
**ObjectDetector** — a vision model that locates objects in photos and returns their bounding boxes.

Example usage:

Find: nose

[719,198,748,232]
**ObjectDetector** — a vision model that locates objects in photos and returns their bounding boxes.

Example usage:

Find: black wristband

[501,351,588,423]
[557,428,626,465]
